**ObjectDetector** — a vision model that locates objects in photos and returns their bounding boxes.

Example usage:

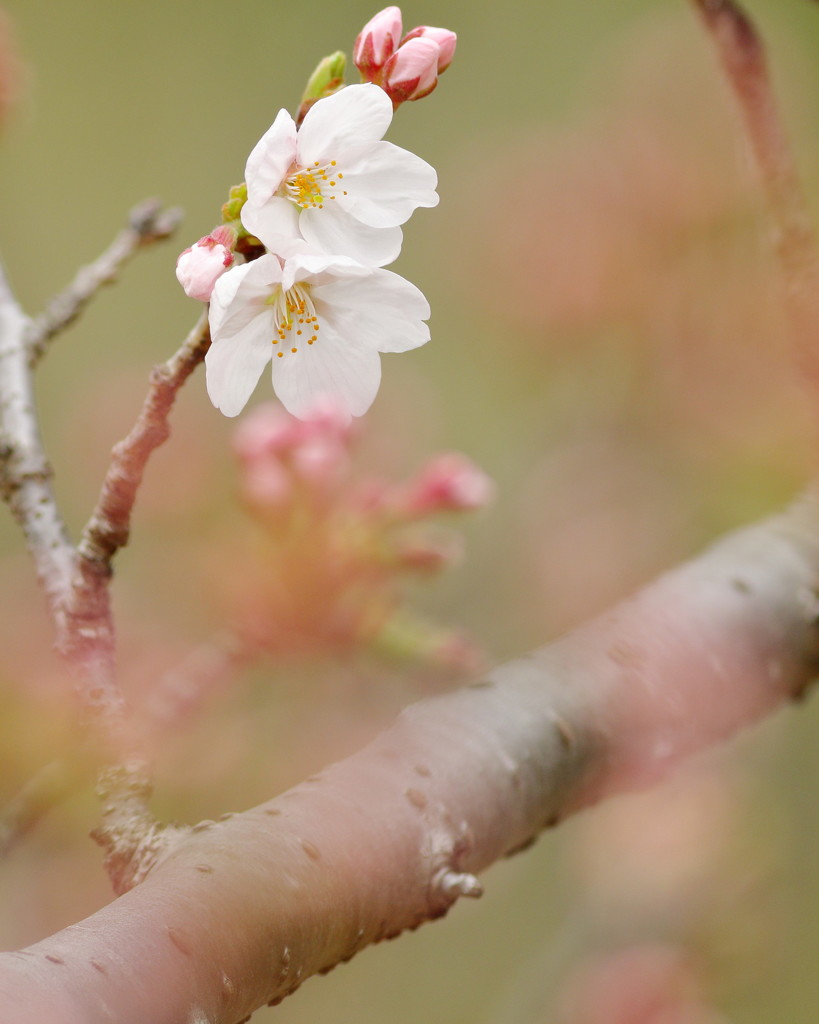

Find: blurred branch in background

[0,213,205,880]
[689,0,819,411]
[26,199,182,365]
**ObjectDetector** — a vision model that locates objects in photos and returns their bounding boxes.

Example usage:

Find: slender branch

[78,312,210,568]
[139,630,256,737]
[0,261,76,610]
[689,0,819,399]
[63,314,212,873]
[0,499,816,1022]
[25,199,183,365]
[69,313,212,874]
[1,224,207,867]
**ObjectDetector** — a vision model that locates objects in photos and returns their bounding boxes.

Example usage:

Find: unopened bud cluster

[353,6,457,105]
[229,402,490,670]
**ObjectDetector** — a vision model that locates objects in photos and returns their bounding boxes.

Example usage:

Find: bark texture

[0,499,817,1023]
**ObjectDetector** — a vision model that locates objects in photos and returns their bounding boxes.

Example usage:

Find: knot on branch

[423,812,482,918]
[92,762,180,894]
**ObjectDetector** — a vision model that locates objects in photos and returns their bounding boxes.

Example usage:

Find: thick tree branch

[0,499,816,1022]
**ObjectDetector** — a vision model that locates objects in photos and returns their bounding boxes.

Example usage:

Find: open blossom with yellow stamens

[241,83,438,267]
[205,252,430,420]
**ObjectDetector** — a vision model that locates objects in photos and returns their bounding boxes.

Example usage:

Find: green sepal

[300,51,346,107]
[221,182,248,224]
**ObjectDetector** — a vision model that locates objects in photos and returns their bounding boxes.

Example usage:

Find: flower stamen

[266,283,320,355]
[284,160,343,210]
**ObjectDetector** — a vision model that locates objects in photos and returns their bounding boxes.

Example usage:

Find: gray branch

[0,261,76,612]
[0,499,815,1022]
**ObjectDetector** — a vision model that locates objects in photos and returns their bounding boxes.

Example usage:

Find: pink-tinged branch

[139,631,255,737]
[78,312,210,568]
[689,0,819,397]
[72,314,211,876]
[0,499,816,1022]
[26,199,183,366]
[1,238,207,866]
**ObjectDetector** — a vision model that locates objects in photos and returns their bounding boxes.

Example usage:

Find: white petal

[281,253,367,292]
[206,257,283,417]
[206,315,274,417]
[241,198,312,257]
[314,267,430,353]
[299,202,402,266]
[336,141,438,227]
[270,320,382,420]
[209,257,282,340]
[245,109,297,208]
[297,84,393,167]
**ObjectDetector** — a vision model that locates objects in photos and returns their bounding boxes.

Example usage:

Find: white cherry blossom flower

[205,252,430,420]
[241,83,438,267]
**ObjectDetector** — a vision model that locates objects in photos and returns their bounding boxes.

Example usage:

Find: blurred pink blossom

[223,404,490,672]
[399,452,495,515]
[555,945,727,1024]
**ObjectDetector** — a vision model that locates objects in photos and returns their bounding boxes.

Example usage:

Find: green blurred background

[1,0,819,1021]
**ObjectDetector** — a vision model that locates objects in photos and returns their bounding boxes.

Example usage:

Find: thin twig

[139,631,255,736]
[2,213,208,871]
[71,311,211,873]
[78,311,210,568]
[0,257,150,859]
[689,0,819,400]
[26,199,183,365]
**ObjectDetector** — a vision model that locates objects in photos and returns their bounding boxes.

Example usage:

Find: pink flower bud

[381,36,440,104]
[353,6,403,79]
[175,232,234,302]
[402,453,495,515]
[401,25,457,73]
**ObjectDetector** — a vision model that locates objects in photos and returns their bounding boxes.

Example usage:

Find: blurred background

[1,0,819,1021]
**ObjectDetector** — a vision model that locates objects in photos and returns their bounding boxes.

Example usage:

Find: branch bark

[0,220,206,868]
[0,498,816,1023]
